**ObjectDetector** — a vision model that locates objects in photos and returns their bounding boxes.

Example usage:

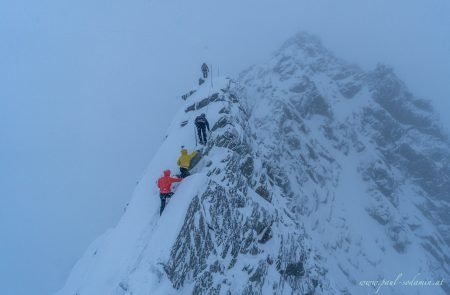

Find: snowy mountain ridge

[57,33,449,295]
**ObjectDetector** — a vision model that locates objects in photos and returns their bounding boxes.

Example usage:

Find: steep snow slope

[58,33,449,295]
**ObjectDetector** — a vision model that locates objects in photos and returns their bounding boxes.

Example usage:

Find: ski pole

[211,64,213,88]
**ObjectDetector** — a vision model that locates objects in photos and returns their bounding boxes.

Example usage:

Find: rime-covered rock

[57,32,449,295]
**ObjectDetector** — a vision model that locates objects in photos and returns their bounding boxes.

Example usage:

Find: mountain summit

[57,33,449,295]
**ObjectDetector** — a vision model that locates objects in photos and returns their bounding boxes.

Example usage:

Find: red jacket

[157,170,182,194]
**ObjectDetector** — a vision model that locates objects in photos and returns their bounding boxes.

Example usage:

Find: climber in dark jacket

[201,63,209,79]
[195,113,210,145]
[157,170,182,215]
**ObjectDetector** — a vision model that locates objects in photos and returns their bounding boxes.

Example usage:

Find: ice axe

[194,125,198,146]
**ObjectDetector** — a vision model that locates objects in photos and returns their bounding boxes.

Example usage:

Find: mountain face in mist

[57,33,449,295]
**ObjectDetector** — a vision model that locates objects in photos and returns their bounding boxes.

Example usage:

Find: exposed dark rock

[181,89,196,100]
[211,116,232,131]
[284,262,305,277]
[219,107,230,114]
[185,103,196,113]
[258,226,272,244]
[255,186,271,202]
[241,157,254,179]
[339,82,361,98]
[197,93,220,109]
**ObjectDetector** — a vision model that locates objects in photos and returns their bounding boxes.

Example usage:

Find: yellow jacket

[177,149,197,169]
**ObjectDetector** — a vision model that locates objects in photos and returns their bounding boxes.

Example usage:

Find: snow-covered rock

[57,33,449,295]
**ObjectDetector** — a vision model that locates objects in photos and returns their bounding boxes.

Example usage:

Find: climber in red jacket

[157,170,182,215]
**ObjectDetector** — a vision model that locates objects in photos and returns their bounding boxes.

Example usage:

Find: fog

[0,0,449,294]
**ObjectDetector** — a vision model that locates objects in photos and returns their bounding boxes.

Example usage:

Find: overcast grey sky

[1,0,449,294]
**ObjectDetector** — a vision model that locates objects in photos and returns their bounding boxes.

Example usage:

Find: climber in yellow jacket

[177,148,198,178]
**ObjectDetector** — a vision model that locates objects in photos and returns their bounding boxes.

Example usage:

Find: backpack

[195,116,207,127]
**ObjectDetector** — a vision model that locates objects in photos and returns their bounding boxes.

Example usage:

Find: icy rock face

[58,33,449,295]
[164,86,328,294]
[239,32,449,294]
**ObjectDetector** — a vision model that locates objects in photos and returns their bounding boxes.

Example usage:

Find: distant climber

[195,113,210,145]
[177,148,198,178]
[201,63,209,79]
[157,170,182,215]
